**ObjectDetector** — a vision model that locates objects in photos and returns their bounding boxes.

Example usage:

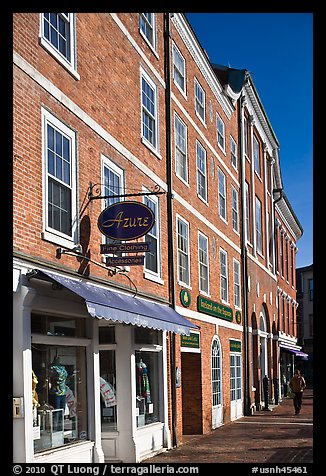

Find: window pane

[135,351,161,427]
[100,350,117,431]
[32,344,88,452]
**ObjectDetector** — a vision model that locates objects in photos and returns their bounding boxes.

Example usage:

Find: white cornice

[172,13,233,119]
[275,198,303,241]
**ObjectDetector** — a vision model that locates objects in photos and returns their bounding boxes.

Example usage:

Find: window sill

[141,137,162,160]
[144,271,164,285]
[41,230,75,249]
[39,37,80,80]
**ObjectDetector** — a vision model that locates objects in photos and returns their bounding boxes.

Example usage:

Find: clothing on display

[136,359,152,404]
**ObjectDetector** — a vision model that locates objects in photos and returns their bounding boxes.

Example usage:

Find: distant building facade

[296,264,313,386]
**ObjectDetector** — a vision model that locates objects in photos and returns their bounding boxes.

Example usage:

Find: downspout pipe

[164,12,178,448]
[238,93,251,416]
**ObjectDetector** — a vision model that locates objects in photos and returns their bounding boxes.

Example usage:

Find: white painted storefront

[13,260,185,463]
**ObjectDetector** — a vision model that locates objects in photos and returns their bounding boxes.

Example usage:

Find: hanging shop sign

[98,201,155,241]
[100,242,151,254]
[197,295,233,322]
[106,255,145,266]
[235,311,242,324]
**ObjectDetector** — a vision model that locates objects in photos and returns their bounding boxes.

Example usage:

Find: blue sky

[185,13,313,269]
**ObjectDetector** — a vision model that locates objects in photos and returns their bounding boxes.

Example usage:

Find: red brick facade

[13,13,302,457]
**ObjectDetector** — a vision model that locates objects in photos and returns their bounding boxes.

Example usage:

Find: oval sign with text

[97,201,155,241]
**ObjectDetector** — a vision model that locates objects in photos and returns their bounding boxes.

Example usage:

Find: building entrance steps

[144,389,313,464]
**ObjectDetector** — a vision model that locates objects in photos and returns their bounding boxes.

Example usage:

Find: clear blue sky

[185,13,313,269]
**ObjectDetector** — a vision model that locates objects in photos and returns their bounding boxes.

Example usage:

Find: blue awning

[32,269,197,335]
[280,343,308,360]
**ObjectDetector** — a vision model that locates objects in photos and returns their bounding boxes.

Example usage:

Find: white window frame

[245,182,251,244]
[220,248,228,304]
[143,189,163,284]
[101,155,125,261]
[194,78,205,124]
[176,215,190,288]
[218,169,227,221]
[253,135,261,177]
[139,13,156,52]
[216,113,225,153]
[140,67,159,155]
[233,259,241,308]
[39,13,79,80]
[196,140,207,203]
[174,113,188,185]
[172,42,186,96]
[230,135,238,170]
[41,107,77,248]
[231,185,239,233]
[255,196,263,255]
[198,231,209,295]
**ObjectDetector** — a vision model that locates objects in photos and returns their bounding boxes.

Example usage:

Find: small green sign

[197,296,233,322]
[230,339,242,353]
[180,289,191,307]
[181,332,200,349]
[235,311,241,324]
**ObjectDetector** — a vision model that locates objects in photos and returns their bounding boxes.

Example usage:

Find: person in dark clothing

[289,369,306,415]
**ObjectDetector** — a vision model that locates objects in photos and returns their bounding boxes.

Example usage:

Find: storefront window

[99,350,117,431]
[32,344,88,452]
[135,351,160,427]
[31,314,86,338]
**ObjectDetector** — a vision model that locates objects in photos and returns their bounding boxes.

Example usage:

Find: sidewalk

[144,389,313,464]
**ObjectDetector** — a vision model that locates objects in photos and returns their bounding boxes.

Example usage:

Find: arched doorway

[211,336,223,428]
[259,308,269,403]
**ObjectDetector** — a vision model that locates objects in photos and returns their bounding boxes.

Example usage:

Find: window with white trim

[174,114,188,183]
[216,113,225,152]
[220,248,228,303]
[230,136,237,170]
[218,169,226,220]
[40,14,78,77]
[172,43,186,94]
[102,156,125,257]
[194,78,205,123]
[177,216,190,286]
[42,108,77,246]
[255,196,263,254]
[253,135,261,176]
[243,115,249,157]
[198,232,209,294]
[143,192,161,277]
[141,69,158,152]
[196,140,207,202]
[139,13,156,50]
[232,186,239,233]
[233,259,241,308]
[245,182,251,243]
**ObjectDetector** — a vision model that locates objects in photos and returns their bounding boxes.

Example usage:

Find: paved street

[144,389,313,464]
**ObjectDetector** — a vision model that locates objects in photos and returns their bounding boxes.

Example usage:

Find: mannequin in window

[136,359,152,404]
[32,370,40,408]
[49,356,68,412]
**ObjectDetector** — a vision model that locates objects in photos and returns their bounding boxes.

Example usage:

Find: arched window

[211,338,221,406]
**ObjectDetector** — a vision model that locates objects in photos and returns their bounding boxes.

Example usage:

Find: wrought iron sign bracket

[88,182,166,201]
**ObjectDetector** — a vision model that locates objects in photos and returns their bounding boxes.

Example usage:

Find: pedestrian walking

[289,369,306,415]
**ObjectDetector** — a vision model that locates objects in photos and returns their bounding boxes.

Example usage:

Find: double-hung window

[141,68,158,152]
[102,156,125,258]
[216,113,225,152]
[198,232,209,294]
[196,140,207,202]
[42,108,77,247]
[194,78,205,123]
[232,186,239,233]
[177,216,190,286]
[218,169,226,220]
[255,196,263,254]
[253,135,261,176]
[245,182,251,243]
[174,114,188,183]
[139,13,156,50]
[230,136,237,170]
[233,259,241,308]
[172,43,186,95]
[220,248,228,303]
[40,14,79,78]
[143,192,161,279]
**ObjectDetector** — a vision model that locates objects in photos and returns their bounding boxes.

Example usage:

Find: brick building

[13,13,303,463]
